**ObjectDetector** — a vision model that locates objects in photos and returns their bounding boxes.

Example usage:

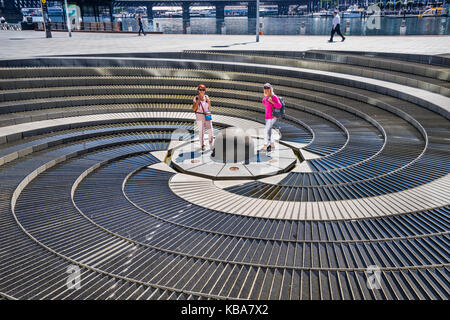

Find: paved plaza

[0,30,449,59]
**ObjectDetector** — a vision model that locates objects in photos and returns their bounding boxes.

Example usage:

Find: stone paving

[1,30,449,59]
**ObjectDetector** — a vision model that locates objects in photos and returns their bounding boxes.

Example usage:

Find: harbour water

[114,16,450,36]
[36,11,450,36]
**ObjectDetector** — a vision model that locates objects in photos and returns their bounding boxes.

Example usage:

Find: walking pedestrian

[193,84,215,154]
[329,10,345,42]
[262,83,282,153]
[136,14,146,36]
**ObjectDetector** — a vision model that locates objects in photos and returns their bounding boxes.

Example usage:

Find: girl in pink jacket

[262,83,282,152]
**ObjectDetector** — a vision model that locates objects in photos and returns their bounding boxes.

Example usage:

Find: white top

[193,95,210,113]
[333,14,341,28]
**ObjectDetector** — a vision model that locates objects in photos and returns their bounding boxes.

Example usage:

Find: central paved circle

[170,128,298,180]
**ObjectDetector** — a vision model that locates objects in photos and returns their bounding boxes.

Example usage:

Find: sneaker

[341,38,345,42]
[201,145,206,152]
[211,149,215,157]
[267,145,272,153]
[328,40,333,43]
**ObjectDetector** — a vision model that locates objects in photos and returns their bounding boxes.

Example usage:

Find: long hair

[264,87,274,97]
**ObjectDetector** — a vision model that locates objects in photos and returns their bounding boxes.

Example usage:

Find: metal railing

[34,21,123,32]
[0,23,22,31]
[32,21,163,33]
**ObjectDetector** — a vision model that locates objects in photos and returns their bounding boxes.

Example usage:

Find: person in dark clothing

[329,10,345,42]
[136,14,146,36]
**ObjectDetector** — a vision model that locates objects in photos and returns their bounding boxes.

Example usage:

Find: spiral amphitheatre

[0,50,449,300]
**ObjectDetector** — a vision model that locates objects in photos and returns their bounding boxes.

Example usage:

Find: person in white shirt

[329,10,345,42]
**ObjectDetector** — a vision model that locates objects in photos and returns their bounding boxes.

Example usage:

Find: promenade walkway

[1,30,449,59]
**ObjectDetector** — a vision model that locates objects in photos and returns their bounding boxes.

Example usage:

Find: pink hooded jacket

[262,95,282,119]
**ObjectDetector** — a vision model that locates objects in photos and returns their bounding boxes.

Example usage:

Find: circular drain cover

[229,167,239,171]
[9,38,26,40]
[191,159,200,163]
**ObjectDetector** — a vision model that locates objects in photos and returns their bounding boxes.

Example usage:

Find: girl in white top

[192,84,214,152]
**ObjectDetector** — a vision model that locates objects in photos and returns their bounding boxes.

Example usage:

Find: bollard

[300,21,306,35]
[345,20,350,34]
[186,21,191,34]
[155,22,160,32]
[400,19,406,35]
[128,22,132,32]
[221,21,226,34]
[259,22,263,35]
[439,18,446,35]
